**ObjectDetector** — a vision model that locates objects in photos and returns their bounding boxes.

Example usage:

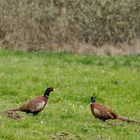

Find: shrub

[0,0,140,52]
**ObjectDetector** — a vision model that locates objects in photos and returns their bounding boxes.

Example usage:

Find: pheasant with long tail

[90,96,140,124]
[8,87,55,115]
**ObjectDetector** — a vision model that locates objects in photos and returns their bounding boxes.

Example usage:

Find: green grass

[0,49,140,140]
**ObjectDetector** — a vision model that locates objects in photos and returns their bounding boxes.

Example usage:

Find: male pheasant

[90,96,140,123]
[9,87,55,115]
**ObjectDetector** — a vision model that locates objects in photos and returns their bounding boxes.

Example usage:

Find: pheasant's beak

[53,88,56,91]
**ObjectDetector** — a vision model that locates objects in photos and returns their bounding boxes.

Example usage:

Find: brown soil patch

[51,132,77,140]
[1,111,22,120]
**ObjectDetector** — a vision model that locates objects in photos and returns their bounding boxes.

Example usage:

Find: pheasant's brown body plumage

[90,103,117,122]
[90,96,140,124]
[8,87,55,115]
[11,96,48,115]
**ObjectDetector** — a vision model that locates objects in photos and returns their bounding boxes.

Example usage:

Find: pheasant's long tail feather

[6,108,21,112]
[0,108,21,115]
[117,116,140,124]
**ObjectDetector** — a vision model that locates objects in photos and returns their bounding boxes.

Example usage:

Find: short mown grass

[0,49,140,140]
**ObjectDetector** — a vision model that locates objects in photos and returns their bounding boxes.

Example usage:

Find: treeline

[0,0,140,52]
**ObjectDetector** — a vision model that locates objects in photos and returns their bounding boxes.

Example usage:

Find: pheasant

[8,87,55,115]
[90,96,140,124]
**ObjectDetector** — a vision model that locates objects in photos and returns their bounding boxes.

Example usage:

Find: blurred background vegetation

[0,0,140,54]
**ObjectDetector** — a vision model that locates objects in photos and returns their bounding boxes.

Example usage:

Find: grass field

[0,49,140,140]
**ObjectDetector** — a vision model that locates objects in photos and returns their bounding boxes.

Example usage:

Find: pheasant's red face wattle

[47,87,55,93]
